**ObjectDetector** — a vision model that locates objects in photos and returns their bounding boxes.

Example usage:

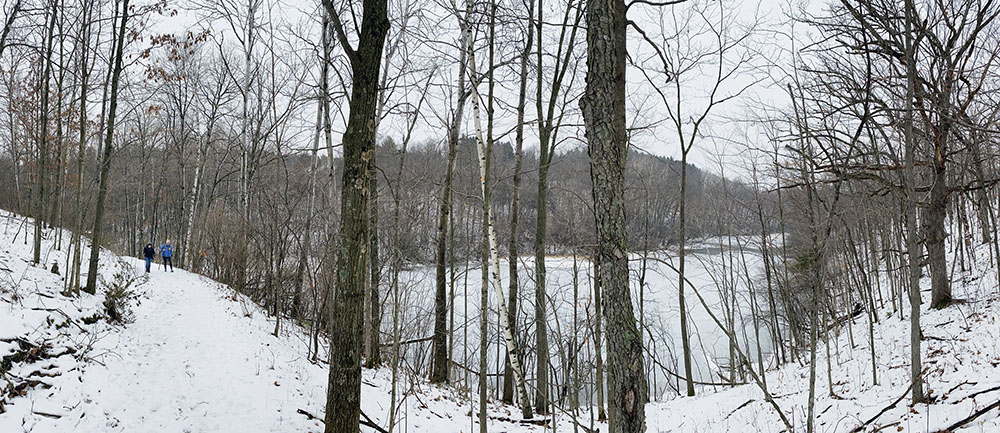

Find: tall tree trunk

[176,103,188,268]
[321,0,389,431]
[484,0,497,411]
[183,125,206,272]
[804,169,820,433]
[85,0,129,294]
[502,0,532,402]
[236,0,257,294]
[51,11,67,250]
[478,137,489,433]
[580,0,647,430]
[33,0,59,265]
[69,0,92,296]
[533,116,553,411]
[531,0,582,411]
[467,18,534,418]
[903,0,924,404]
[387,126,407,433]
[533,147,552,414]
[924,133,950,308]
[299,44,326,318]
[430,5,471,384]
[677,151,694,396]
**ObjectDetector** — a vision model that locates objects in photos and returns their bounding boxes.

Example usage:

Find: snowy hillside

[3,207,1000,433]
[646,245,1000,432]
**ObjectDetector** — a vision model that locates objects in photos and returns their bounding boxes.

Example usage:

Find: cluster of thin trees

[3,0,1000,432]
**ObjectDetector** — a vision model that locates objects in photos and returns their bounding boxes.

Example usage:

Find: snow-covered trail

[65,260,326,432]
[18,258,329,432]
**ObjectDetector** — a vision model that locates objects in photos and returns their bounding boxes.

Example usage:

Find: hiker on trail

[160,240,174,272]
[143,243,155,273]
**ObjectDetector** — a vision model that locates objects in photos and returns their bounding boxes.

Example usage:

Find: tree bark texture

[580,0,647,431]
[321,1,389,432]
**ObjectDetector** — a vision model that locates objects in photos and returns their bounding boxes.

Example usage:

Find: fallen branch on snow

[296,408,320,421]
[488,414,551,426]
[379,336,432,347]
[360,409,390,433]
[726,399,755,418]
[933,400,1000,432]
[850,380,915,433]
[295,408,390,433]
[958,385,1000,402]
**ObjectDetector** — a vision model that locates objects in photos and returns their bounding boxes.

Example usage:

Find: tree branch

[320,0,358,64]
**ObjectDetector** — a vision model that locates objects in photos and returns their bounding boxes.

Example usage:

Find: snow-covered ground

[3,208,999,432]
[646,244,1000,432]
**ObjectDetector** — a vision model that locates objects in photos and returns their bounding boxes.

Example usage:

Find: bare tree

[85,0,130,293]
[430,0,472,385]
[32,0,58,266]
[320,0,389,432]
[531,0,582,413]
[466,0,534,418]
[502,0,533,405]
[634,0,759,394]
[0,1,23,59]
[580,0,648,431]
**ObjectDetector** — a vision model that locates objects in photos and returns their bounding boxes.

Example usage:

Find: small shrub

[101,259,139,324]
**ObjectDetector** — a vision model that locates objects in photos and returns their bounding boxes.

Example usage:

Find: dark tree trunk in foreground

[580,0,646,431]
[85,0,129,294]
[321,0,389,432]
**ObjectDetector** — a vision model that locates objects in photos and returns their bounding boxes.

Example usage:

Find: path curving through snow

[11,258,330,432]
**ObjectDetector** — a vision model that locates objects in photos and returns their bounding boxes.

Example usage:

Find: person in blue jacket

[143,243,155,273]
[160,240,174,272]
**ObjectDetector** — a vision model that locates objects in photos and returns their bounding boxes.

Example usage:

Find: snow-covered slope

[3,207,999,433]
[646,246,1000,432]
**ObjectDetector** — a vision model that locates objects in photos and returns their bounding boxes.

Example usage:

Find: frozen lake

[384,235,777,403]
